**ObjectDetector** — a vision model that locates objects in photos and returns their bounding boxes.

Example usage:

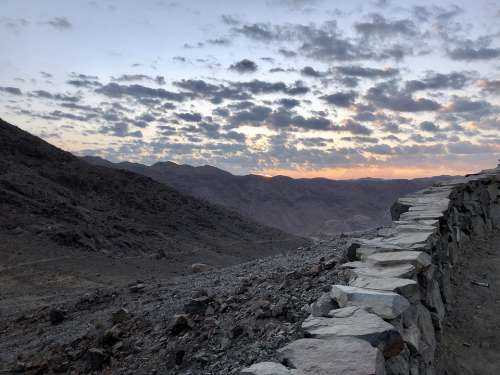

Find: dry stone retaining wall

[241,165,500,375]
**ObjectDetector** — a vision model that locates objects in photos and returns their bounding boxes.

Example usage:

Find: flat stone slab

[399,211,445,221]
[303,307,403,357]
[349,263,416,279]
[331,285,410,319]
[366,251,432,272]
[241,362,292,375]
[277,338,386,375]
[349,275,418,300]
[356,231,433,250]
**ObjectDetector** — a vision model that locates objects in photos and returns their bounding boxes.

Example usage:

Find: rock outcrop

[243,164,500,374]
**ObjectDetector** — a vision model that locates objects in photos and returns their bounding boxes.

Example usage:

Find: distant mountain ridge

[83,156,456,236]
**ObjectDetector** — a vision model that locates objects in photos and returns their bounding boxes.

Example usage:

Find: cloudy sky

[1,0,500,178]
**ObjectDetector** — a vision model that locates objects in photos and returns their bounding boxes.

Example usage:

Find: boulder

[49,308,65,325]
[331,285,410,320]
[302,307,403,357]
[169,314,191,335]
[111,308,130,324]
[184,296,210,315]
[310,292,337,317]
[277,338,386,375]
[86,348,109,371]
[191,263,212,273]
[241,362,292,375]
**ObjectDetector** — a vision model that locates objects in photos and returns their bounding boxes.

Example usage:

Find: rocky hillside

[83,156,455,236]
[0,119,307,274]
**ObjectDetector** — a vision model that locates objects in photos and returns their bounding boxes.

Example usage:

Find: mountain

[83,156,456,237]
[0,119,308,277]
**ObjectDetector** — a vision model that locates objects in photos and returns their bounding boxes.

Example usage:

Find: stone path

[241,165,500,375]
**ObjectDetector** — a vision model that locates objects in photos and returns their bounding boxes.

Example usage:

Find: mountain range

[83,156,455,236]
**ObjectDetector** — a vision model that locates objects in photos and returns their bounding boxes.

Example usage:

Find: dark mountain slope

[0,119,307,271]
[83,156,455,236]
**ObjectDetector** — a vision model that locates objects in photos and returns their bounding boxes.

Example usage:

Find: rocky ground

[436,231,500,375]
[0,231,378,374]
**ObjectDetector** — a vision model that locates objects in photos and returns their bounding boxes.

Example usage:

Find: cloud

[447,37,500,61]
[176,112,202,122]
[479,80,500,94]
[442,97,492,115]
[342,119,373,135]
[96,82,189,102]
[233,23,276,41]
[277,98,301,108]
[40,71,53,79]
[366,81,441,112]
[355,14,417,39]
[321,91,357,107]
[419,121,440,132]
[300,66,325,77]
[48,17,72,30]
[0,86,22,95]
[405,71,471,92]
[229,59,258,73]
[278,49,298,58]
[99,122,143,138]
[335,65,399,78]
[0,17,29,31]
[112,74,166,85]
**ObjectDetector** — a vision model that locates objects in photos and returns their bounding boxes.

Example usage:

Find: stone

[111,308,130,324]
[331,285,410,320]
[350,264,416,279]
[310,292,337,317]
[303,307,403,357]
[426,280,445,324]
[277,338,386,375]
[366,251,431,272]
[328,305,358,317]
[102,324,122,345]
[402,304,436,364]
[385,346,410,375]
[49,308,65,325]
[240,362,292,375]
[191,263,212,273]
[129,283,145,293]
[169,314,191,335]
[349,276,419,301]
[184,296,210,315]
[87,348,109,371]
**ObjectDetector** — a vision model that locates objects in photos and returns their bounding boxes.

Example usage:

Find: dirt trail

[437,231,500,375]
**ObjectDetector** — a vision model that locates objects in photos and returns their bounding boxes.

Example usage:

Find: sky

[1,0,500,179]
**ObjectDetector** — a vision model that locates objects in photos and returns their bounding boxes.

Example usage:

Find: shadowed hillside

[84,156,455,236]
[0,119,308,273]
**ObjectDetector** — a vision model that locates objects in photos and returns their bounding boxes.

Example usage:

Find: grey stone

[87,348,109,371]
[402,304,436,364]
[241,362,292,375]
[191,263,212,273]
[303,307,403,357]
[331,285,410,320]
[366,251,431,272]
[349,276,419,301]
[350,264,416,279]
[277,338,386,375]
[49,308,65,325]
[310,292,337,317]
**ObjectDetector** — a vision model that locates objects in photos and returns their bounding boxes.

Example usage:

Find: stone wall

[241,165,500,375]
